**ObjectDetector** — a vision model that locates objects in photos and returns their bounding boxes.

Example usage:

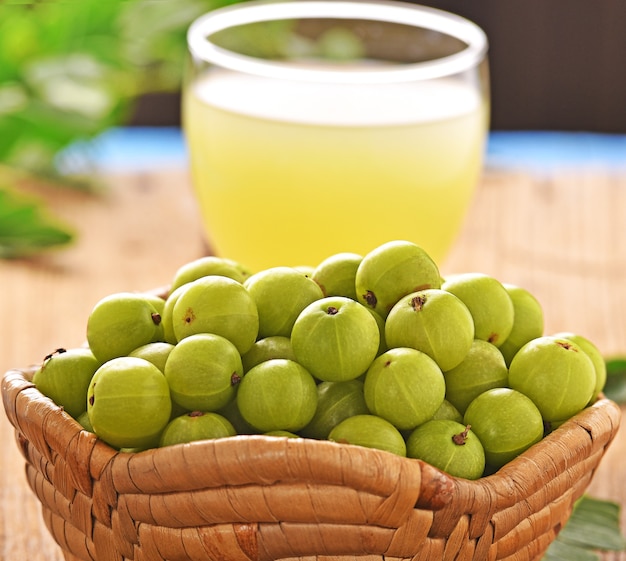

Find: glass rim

[187,0,488,84]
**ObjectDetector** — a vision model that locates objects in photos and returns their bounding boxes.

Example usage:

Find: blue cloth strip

[56,127,626,172]
[487,131,626,171]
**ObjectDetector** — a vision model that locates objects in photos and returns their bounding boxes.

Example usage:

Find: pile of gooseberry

[33,240,606,480]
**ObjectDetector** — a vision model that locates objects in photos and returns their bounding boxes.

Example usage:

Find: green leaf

[559,498,626,550]
[543,496,626,560]
[604,358,626,404]
[0,0,250,257]
[0,186,74,258]
[543,539,599,561]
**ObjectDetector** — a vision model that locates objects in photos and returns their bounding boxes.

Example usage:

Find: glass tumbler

[184,0,489,272]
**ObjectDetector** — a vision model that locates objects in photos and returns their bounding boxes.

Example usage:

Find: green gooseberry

[170,255,252,291]
[312,252,363,300]
[431,400,463,423]
[264,430,301,438]
[87,357,172,450]
[243,266,323,338]
[128,341,175,373]
[236,359,318,433]
[328,414,407,457]
[553,331,606,403]
[161,284,188,344]
[159,411,236,447]
[33,347,100,419]
[355,240,442,318]
[385,289,474,372]
[217,398,260,435]
[406,420,485,480]
[240,335,296,372]
[508,335,596,422]
[499,284,545,366]
[300,379,369,440]
[442,272,515,348]
[164,333,243,412]
[291,296,379,382]
[443,339,509,415]
[463,388,544,470]
[171,275,259,354]
[364,347,445,431]
[86,292,163,362]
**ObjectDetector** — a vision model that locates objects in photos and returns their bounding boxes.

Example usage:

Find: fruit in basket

[164,333,243,412]
[463,388,544,469]
[443,339,509,414]
[87,356,171,449]
[142,292,166,315]
[406,420,485,480]
[31,238,611,475]
[508,336,596,422]
[328,414,407,457]
[442,273,515,347]
[140,293,166,341]
[77,410,93,432]
[498,284,545,365]
[291,296,379,382]
[300,379,369,440]
[159,410,236,447]
[217,398,260,435]
[170,255,251,291]
[33,347,100,419]
[367,308,387,356]
[265,430,300,437]
[553,331,607,402]
[355,240,442,318]
[241,335,296,372]
[160,284,187,344]
[384,289,475,371]
[312,251,363,300]
[243,266,324,338]
[128,341,174,372]
[431,400,463,423]
[86,292,164,362]
[295,265,315,277]
[171,275,259,353]
[237,359,318,432]
[363,347,446,430]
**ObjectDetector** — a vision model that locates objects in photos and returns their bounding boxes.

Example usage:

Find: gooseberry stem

[411,295,427,311]
[452,424,471,446]
[364,290,377,308]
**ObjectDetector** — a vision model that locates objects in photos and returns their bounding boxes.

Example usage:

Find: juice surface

[184,72,488,271]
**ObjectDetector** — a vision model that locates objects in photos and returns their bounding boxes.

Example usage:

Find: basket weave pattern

[2,367,621,561]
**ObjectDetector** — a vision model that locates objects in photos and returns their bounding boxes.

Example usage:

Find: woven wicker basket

[2,365,621,561]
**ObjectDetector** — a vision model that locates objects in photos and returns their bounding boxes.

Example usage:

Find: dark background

[129,0,626,132]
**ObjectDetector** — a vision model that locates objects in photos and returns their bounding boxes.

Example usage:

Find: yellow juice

[183,71,488,272]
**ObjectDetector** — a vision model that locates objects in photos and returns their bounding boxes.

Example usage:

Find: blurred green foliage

[604,357,626,404]
[543,495,625,560]
[0,184,74,258]
[0,0,359,257]
[0,0,241,177]
[0,0,242,256]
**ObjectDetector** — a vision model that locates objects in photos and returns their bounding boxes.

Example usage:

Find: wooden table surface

[1,150,625,560]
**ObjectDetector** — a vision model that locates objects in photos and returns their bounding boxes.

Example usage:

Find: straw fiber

[2,367,621,561]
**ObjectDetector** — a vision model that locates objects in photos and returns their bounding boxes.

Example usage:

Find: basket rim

[2,364,621,493]
[2,364,623,561]
[2,284,623,561]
